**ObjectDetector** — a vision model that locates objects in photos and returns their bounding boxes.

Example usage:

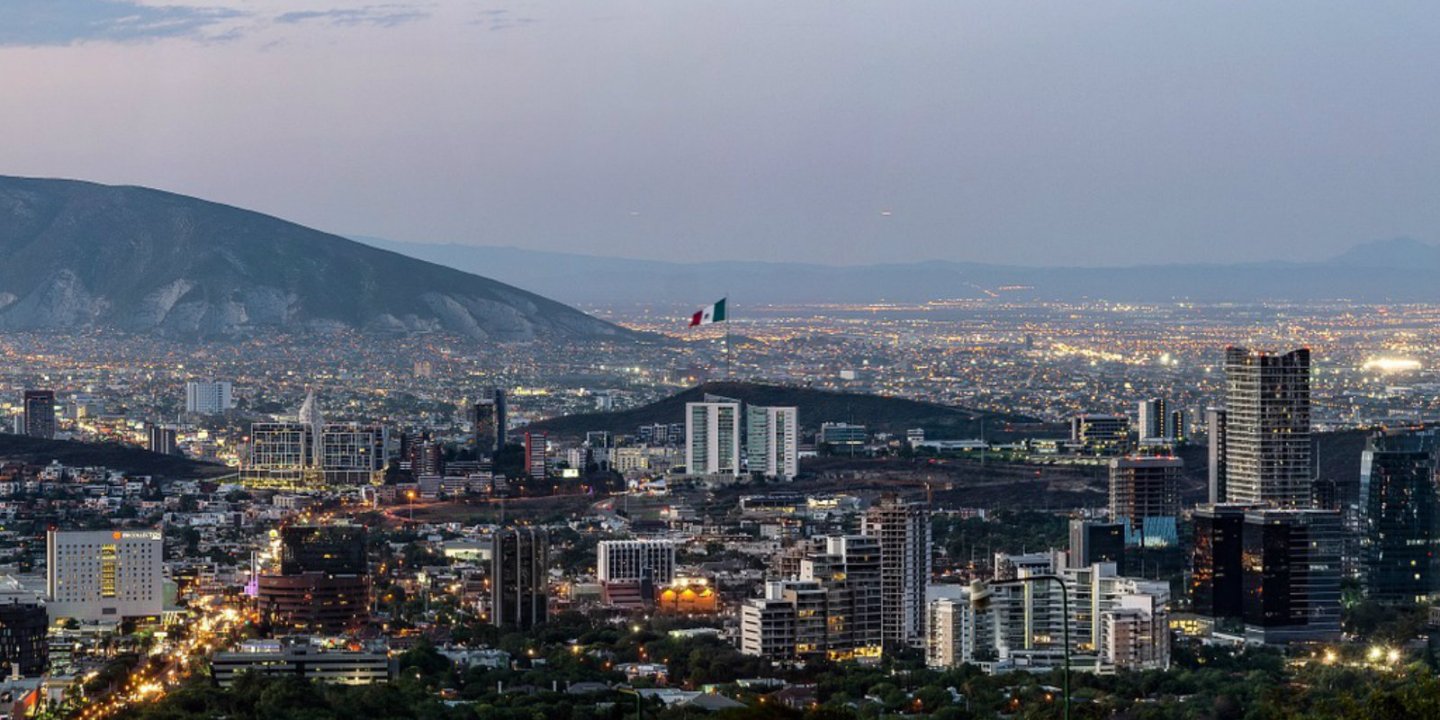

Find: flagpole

[725,295,731,379]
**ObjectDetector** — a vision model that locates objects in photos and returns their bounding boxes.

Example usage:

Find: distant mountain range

[0,177,635,341]
[358,236,1440,306]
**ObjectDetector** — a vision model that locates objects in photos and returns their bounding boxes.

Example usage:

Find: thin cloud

[275,6,429,28]
[0,0,244,46]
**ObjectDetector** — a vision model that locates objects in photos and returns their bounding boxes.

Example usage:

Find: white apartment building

[746,406,799,480]
[185,381,233,415]
[685,401,741,476]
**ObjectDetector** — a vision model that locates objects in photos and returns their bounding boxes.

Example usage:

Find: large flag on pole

[689,298,727,327]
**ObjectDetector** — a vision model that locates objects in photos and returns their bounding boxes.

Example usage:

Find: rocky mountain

[0,176,636,341]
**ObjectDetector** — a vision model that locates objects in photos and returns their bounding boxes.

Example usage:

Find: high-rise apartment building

[1206,407,1227,504]
[1222,347,1311,507]
[746,405,798,480]
[491,528,547,629]
[244,414,384,487]
[21,390,55,440]
[184,381,233,415]
[1359,429,1440,604]
[685,401,741,476]
[524,431,548,478]
[1108,456,1183,546]
[740,535,883,662]
[46,529,164,622]
[862,496,931,648]
[1137,398,1167,441]
[0,577,47,677]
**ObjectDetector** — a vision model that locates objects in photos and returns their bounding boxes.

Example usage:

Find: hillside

[0,176,636,341]
[0,434,231,479]
[526,381,1037,439]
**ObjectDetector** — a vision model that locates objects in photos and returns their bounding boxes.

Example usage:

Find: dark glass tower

[1191,504,1247,619]
[491,527,547,629]
[1360,429,1440,604]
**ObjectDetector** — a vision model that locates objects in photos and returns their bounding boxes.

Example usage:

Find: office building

[245,418,384,488]
[491,528,547,629]
[473,389,506,456]
[280,525,368,575]
[147,425,178,455]
[747,405,799,480]
[685,401,741,476]
[21,391,55,440]
[1206,407,1227,504]
[1070,414,1130,455]
[1222,347,1312,507]
[212,644,392,687]
[245,421,313,486]
[1190,504,1248,620]
[1069,519,1126,571]
[319,424,386,485]
[1359,429,1440,604]
[818,422,868,449]
[862,496,931,648]
[258,523,370,634]
[0,577,47,677]
[46,529,163,622]
[1242,508,1342,644]
[524,431,548,478]
[597,540,676,585]
[184,381,233,415]
[1108,456,1183,547]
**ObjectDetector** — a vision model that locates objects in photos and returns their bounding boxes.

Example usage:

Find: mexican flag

[689,298,727,327]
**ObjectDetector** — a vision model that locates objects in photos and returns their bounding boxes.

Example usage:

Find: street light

[972,575,1071,720]
[617,687,643,720]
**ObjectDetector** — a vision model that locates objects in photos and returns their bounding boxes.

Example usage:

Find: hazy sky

[2,1,1439,266]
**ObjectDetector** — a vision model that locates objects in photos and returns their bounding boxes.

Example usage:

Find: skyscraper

[862,495,931,648]
[1241,508,1342,644]
[21,390,55,440]
[746,405,799,480]
[685,400,741,476]
[1206,407,1227,504]
[1190,504,1248,620]
[1222,347,1311,507]
[473,388,507,456]
[491,528,548,629]
[1137,398,1167,441]
[524,431,548,478]
[184,380,233,415]
[1108,456,1183,546]
[1359,428,1440,604]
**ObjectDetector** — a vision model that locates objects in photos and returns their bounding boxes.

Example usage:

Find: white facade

[747,406,799,480]
[46,529,164,621]
[927,556,1170,674]
[685,402,741,476]
[185,381,233,415]
[597,540,676,584]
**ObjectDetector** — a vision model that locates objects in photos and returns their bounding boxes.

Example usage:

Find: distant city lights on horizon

[1361,357,1422,373]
